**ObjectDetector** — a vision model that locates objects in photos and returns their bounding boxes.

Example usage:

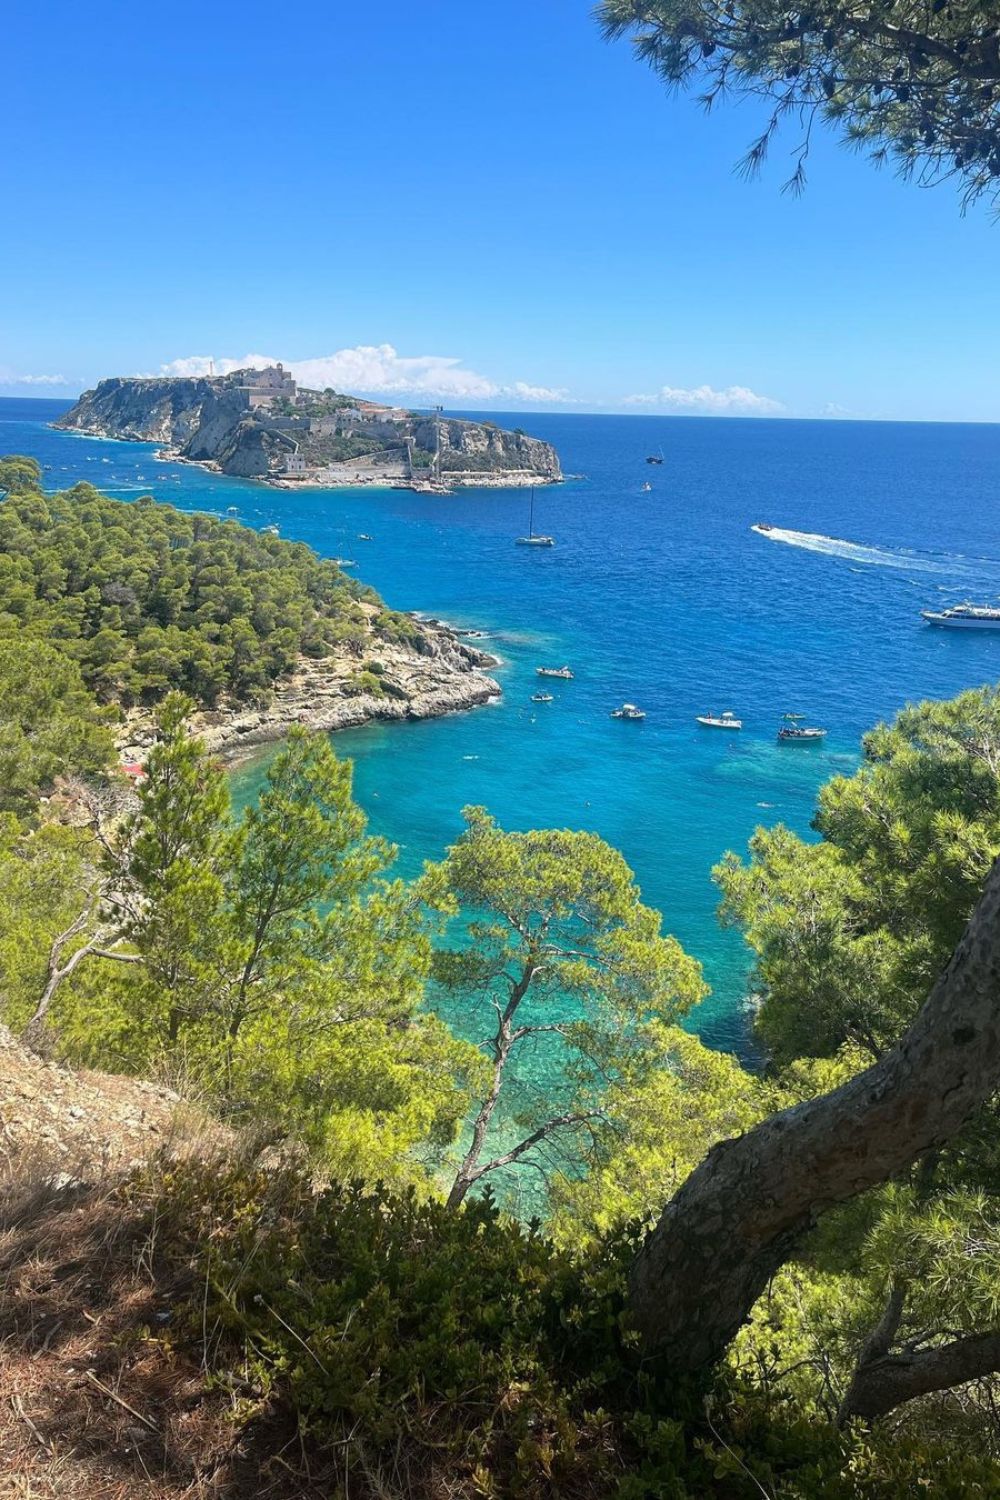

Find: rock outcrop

[118,607,501,763]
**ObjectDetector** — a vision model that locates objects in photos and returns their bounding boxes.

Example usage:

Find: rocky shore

[118,607,501,765]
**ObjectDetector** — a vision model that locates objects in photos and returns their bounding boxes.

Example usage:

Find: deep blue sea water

[5,396,1000,1059]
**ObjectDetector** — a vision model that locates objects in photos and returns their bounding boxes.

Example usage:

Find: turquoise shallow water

[6,398,1000,1059]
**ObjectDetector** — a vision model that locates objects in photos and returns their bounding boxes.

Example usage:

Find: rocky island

[55,366,562,490]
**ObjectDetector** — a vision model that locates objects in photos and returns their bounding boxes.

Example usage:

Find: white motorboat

[611,702,646,720]
[697,711,742,730]
[537,665,574,679]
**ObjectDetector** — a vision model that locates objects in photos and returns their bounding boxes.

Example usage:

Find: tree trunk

[628,856,1000,1373]
[840,1333,1000,1421]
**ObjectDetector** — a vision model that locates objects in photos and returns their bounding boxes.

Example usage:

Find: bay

[6,396,1000,1057]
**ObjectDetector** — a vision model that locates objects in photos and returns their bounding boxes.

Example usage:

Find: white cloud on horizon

[0,369,70,387]
[623,383,785,416]
[154,346,573,405]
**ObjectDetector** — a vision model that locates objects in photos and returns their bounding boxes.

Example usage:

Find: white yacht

[537,665,574,679]
[611,703,646,720]
[921,603,1000,630]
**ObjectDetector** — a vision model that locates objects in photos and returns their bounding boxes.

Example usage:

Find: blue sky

[3,0,998,420]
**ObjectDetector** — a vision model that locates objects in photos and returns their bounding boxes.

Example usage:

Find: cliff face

[412,417,559,477]
[56,376,220,446]
[55,373,563,486]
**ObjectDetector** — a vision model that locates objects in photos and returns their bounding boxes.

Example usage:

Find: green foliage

[716,686,1000,1063]
[0,458,373,706]
[344,668,385,697]
[73,712,481,1176]
[0,815,92,1028]
[432,807,706,1204]
[0,636,115,813]
[0,454,42,498]
[599,1,1000,210]
[550,1029,765,1244]
[137,1158,1000,1498]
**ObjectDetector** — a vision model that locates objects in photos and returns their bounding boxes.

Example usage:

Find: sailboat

[646,447,664,465]
[515,487,554,546]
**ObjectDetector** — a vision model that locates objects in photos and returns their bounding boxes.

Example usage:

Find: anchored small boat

[357,532,373,541]
[646,449,664,466]
[537,665,574,680]
[611,702,646,721]
[777,713,826,743]
[515,487,554,547]
[262,523,280,536]
[531,691,554,703]
[697,711,742,730]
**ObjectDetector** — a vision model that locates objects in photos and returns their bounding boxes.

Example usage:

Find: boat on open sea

[777,713,826,743]
[646,448,664,465]
[696,711,742,730]
[516,487,554,547]
[611,702,646,720]
[536,665,574,679]
[921,602,1000,630]
[531,691,554,703]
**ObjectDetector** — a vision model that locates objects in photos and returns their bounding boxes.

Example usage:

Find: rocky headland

[55,367,562,490]
[117,604,501,765]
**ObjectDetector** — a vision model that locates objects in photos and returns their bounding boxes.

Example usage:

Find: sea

[5,397,1000,1061]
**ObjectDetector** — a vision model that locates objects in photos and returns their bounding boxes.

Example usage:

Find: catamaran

[921,602,1000,630]
[777,713,826,743]
[696,711,742,730]
[515,488,554,547]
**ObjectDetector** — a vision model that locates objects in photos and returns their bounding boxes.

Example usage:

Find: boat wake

[751,524,989,578]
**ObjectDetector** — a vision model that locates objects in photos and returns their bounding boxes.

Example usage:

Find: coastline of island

[54,367,563,492]
[116,606,502,767]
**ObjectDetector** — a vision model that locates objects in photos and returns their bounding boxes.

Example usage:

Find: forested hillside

[0,456,384,705]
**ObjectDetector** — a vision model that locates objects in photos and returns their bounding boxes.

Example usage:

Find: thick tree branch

[841,1331,1000,1421]
[629,856,1000,1372]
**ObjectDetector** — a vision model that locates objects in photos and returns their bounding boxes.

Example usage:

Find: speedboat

[357,532,373,541]
[921,602,1000,630]
[537,666,574,679]
[777,713,826,743]
[611,703,646,720]
[531,692,554,703]
[697,711,742,730]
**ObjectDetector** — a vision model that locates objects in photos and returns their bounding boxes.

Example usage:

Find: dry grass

[0,1147,340,1499]
[0,1026,334,1499]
